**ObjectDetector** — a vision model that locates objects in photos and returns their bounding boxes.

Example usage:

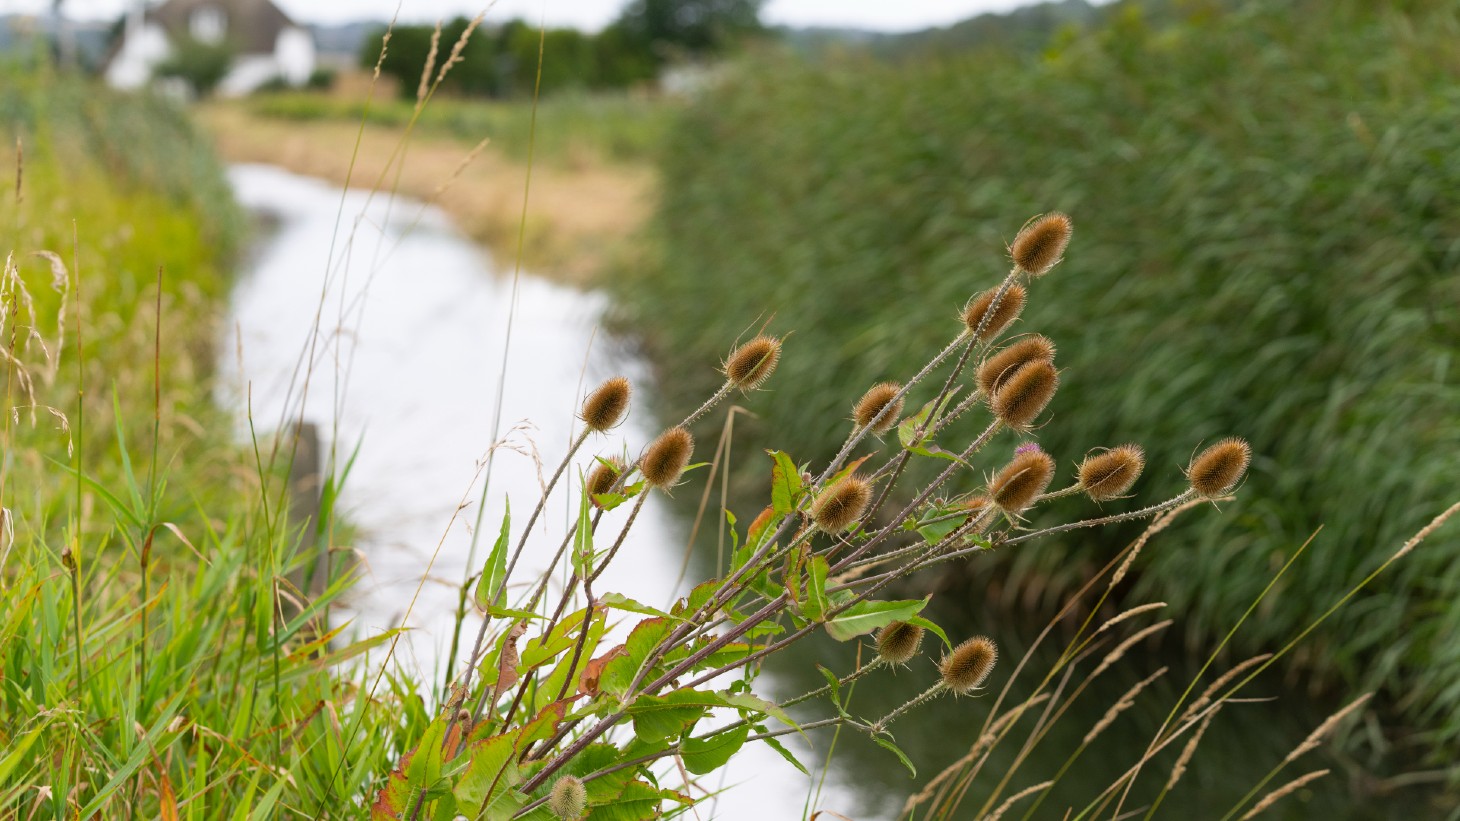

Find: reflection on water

[219,164,870,819]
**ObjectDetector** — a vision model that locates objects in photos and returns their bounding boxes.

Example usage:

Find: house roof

[148,0,298,55]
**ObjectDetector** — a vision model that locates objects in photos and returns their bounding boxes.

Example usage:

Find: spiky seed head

[811,475,873,532]
[853,382,904,433]
[548,775,587,820]
[1079,445,1146,502]
[876,621,925,665]
[1186,437,1252,498]
[586,456,625,506]
[989,447,1056,513]
[579,376,632,432]
[962,283,1027,342]
[940,636,998,693]
[1010,212,1072,276]
[724,335,782,390]
[960,495,991,515]
[990,359,1058,429]
[977,336,1056,398]
[640,427,694,489]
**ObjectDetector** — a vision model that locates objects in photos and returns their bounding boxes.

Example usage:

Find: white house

[106,0,314,96]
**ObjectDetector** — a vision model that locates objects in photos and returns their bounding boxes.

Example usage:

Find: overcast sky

[2,0,1053,33]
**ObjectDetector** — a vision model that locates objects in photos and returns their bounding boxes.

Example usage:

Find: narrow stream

[218,164,873,819]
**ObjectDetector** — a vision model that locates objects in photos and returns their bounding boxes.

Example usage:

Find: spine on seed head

[940,636,998,693]
[989,446,1056,514]
[853,382,904,434]
[1078,444,1145,502]
[724,335,782,390]
[641,427,694,489]
[548,775,587,819]
[1186,437,1252,498]
[962,283,1027,342]
[1009,212,1072,276]
[989,359,1058,429]
[579,376,632,432]
[876,620,925,665]
[977,336,1055,398]
[811,474,873,532]
[586,456,626,507]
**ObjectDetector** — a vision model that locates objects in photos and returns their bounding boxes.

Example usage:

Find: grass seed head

[549,775,587,819]
[579,376,632,432]
[641,427,694,489]
[854,381,904,433]
[990,359,1058,429]
[941,636,998,693]
[724,335,782,390]
[1010,212,1072,276]
[1187,437,1252,498]
[876,620,925,665]
[990,447,1056,513]
[811,474,873,532]
[586,456,626,506]
[1079,444,1146,502]
[977,336,1056,397]
[962,283,1027,341]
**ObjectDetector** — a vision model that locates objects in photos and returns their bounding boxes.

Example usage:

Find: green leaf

[757,732,809,775]
[625,690,713,743]
[768,450,804,515]
[599,593,681,621]
[802,555,830,622]
[452,729,524,808]
[474,501,512,610]
[405,716,448,790]
[592,480,644,512]
[590,780,689,821]
[599,618,672,698]
[824,597,930,642]
[916,516,963,546]
[873,733,917,777]
[897,390,961,452]
[906,615,952,650]
[681,725,750,775]
[570,487,595,578]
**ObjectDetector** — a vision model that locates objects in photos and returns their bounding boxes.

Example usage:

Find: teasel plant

[368,212,1276,820]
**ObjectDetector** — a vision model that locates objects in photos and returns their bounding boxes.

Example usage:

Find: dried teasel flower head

[990,359,1058,430]
[548,775,587,819]
[989,445,1055,514]
[1186,437,1252,498]
[640,427,694,489]
[940,636,998,693]
[853,382,904,434]
[876,620,925,666]
[977,336,1055,398]
[962,283,1027,342]
[723,335,782,390]
[811,474,872,532]
[1078,444,1146,502]
[579,376,632,432]
[1009,212,1072,276]
[586,456,626,507]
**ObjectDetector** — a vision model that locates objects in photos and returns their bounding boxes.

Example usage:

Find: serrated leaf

[802,555,830,622]
[590,780,689,821]
[824,597,930,642]
[681,725,750,775]
[598,618,671,698]
[473,501,511,610]
[768,450,803,515]
[599,593,681,621]
[873,733,917,777]
[452,730,524,808]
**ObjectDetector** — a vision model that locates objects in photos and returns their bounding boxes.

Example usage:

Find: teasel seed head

[1186,437,1252,498]
[1010,212,1072,276]
[811,474,873,532]
[640,427,694,489]
[875,620,925,666]
[854,382,904,433]
[977,336,1056,397]
[989,446,1056,514]
[962,283,1027,342]
[586,456,626,506]
[990,359,1059,429]
[548,775,587,819]
[1078,444,1146,502]
[724,335,782,390]
[579,377,631,432]
[940,636,998,694]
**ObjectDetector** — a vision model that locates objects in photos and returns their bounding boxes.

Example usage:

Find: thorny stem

[872,682,948,732]
[1004,491,1196,545]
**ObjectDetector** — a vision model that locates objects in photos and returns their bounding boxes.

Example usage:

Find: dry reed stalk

[434,12,487,87]
[1109,497,1212,588]
[1088,620,1172,681]
[415,22,442,105]
[1391,500,1460,561]
[1084,667,1168,745]
[1181,653,1272,723]
[1165,712,1215,792]
[984,780,1054,821]
[1238,770,1330,819]
[1284,693,1371,764]
[1095,602,1167,636]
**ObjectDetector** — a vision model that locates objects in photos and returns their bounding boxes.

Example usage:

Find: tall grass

[616,0,1460,754]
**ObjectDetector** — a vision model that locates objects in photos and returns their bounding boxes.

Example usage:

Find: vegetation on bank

[0,67,420,817]
[618,0,1460,762]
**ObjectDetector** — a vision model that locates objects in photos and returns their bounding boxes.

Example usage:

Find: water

[219,164,870,819]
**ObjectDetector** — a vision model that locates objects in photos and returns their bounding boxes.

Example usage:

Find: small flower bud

[579,377,631,432]
[1009,212,1072,276]
[724,335,782,390]
[876,621,925,666]
[853,382,904,434]
[1186,437,1252,498]
[640,427,694,489]
[990,359,1058,429]
[1078,445,1145,502]
[977,336,1055,398]
[586,456,625,506]
[940,636,998,693]
[989,447,1055,514]
[962,283,1027,341]
[549,775,587,819]
[811,475,873,532]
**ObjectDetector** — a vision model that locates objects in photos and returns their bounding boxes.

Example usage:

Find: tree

[613,0,765,64]
[155,37,234,97]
